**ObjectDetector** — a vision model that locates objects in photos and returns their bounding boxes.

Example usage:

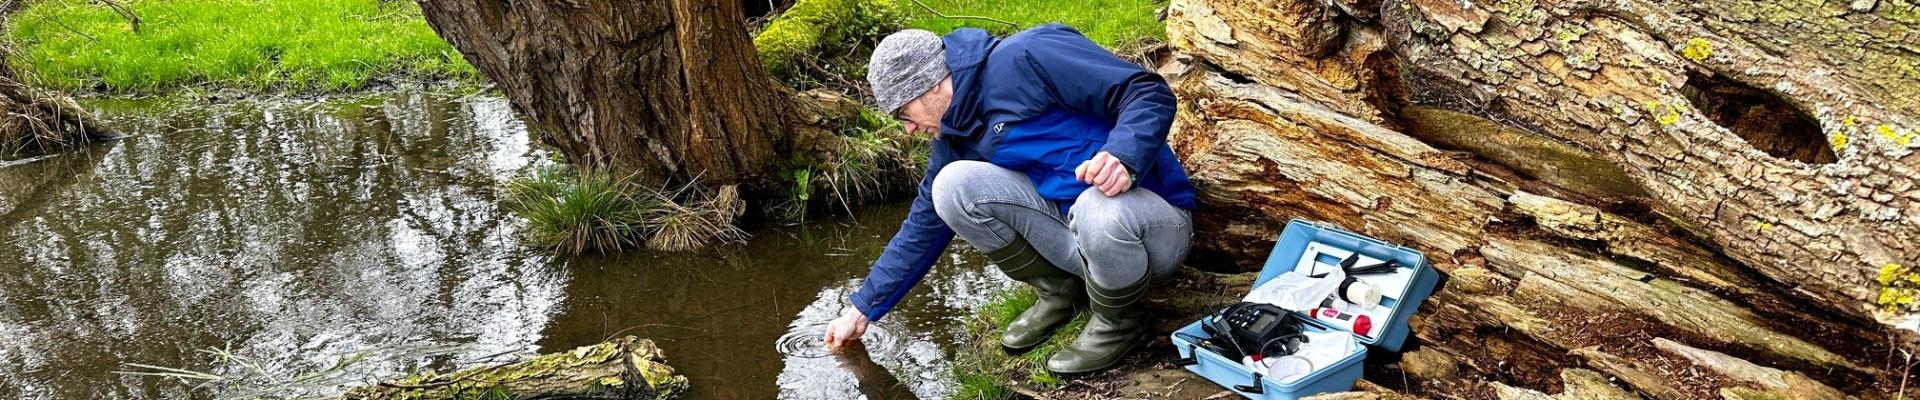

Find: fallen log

[1159,0,1917,397]
[336,336,687,400]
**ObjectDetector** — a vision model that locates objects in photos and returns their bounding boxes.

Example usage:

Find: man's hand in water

[1075,151,1134,196]
[823,307,870,352]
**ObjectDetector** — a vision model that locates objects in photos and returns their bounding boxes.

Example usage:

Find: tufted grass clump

[5,0,473,93]
[504,167,745,254]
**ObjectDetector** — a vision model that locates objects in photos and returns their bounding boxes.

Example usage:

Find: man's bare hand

[822,307,870,352]
[1074,151,1134,196]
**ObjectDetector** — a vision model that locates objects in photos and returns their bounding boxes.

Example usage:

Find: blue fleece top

[847,24,1195,321]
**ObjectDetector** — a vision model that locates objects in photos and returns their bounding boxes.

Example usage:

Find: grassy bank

[5,0,471,93]
[950,288,1090,400]
[898,0,1165,48]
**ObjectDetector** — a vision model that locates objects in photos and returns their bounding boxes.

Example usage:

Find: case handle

[1233,372,1265,394]
[1173,345,1200,367]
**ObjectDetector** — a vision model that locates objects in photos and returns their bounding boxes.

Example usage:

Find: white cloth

[1274,329,1357,383]
[1245,265,1346,311]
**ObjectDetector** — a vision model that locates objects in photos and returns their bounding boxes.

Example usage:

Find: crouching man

[822,25,1195,375]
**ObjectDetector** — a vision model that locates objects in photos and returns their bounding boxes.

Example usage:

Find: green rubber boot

[987,237,1082,353]
[1045,274,1150,375]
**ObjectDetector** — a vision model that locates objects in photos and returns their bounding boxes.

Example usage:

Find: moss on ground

[5,0,473,93]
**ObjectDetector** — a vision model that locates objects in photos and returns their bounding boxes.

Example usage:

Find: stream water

[0,90,1008,399]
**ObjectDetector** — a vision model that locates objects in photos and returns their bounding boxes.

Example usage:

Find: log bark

[338,336,687,400]
[414,0,797,188]
[1162,0,1918,397]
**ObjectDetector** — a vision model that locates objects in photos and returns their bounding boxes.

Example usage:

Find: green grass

[5,0,473,93]
[896,0,1165,48]
[950,287,1092,399]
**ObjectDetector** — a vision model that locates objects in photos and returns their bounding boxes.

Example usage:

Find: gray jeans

[930,161,1192,288]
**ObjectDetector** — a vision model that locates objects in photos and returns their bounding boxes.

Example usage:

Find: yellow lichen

[1877,263,1920,313]
[1874,124,1916,147]
[1884,288,1917,312]
[1682,37,1713,61]
[1555,24,1589,44]
[1752,221,1774,232]
[1641,100,1684,125]
[1657,106,1681,125]
[1829,131,1848,151]
[1842,115,1857,127]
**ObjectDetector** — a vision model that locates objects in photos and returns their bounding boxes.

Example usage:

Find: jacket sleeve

[846,142,957,322]
[1018,24,1177,175]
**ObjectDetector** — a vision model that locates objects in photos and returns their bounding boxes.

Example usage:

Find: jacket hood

[938,28,998,138]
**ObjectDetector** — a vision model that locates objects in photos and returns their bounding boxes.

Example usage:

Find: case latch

[1233,372,1265,394]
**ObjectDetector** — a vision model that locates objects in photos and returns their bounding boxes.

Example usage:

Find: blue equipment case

[1171,219,1440,399]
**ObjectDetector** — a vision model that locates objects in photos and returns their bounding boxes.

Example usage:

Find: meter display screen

[1247,313,1277,332]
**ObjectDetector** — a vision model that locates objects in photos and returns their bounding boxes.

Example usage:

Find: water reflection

[0,91,1013,399]
[0,92,559,399]
[548,203,1013,399]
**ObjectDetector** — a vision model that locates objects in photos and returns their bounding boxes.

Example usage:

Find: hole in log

[1680,71,1835,164]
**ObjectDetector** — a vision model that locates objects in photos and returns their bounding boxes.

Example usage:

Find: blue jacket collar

[938,28,997,139]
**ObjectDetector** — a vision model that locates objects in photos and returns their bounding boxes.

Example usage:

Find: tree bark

[1162,0,1918,397]
[414,0,795,187]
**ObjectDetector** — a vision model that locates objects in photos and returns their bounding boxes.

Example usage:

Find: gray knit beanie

[867,29,949,115]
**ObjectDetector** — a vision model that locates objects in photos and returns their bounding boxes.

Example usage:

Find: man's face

[894,78,952,138]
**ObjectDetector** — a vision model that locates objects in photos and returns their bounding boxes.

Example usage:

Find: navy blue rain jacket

[847,25,1196,321]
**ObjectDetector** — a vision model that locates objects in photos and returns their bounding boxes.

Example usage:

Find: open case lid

[1251,219,1432,352]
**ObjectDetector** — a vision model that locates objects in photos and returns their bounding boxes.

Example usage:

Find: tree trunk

[1162,0,1918,397]
[414,0,795,187]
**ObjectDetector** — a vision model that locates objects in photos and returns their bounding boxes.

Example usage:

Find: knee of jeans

[1072,194,1140,244]
[931,161,995,221]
